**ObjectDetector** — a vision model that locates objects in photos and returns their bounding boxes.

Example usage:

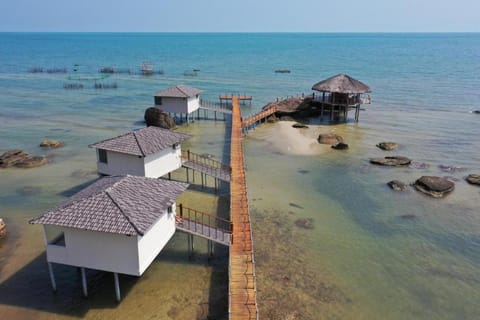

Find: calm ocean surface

[0,33,479,319]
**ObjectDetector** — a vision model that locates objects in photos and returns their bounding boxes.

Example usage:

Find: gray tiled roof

[89,126,191,157]
[30,176,189,236]
[154,85,203,98]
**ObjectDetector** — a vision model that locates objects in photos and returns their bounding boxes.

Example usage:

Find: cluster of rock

[0,218,6,239]
[317,133,349,150]
[0,150,47,169]
[263,96,320,119]
[371,141,480,197]
[144,107,176,129]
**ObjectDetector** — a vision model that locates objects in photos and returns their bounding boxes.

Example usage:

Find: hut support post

[114,273,121,302]
[47,262,57,292]
[186,167,189,182]
[81,267,88,297]
[355,106,360,122]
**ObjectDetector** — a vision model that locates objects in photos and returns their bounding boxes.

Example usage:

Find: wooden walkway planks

[229,97,258,320]
[241,106,277,128]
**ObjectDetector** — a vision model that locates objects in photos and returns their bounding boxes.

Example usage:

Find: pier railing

[182,150,231,172]
[176,204,233,245]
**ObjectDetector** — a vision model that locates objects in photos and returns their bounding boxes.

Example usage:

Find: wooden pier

[229,97,258,319]
[220,94,252,107]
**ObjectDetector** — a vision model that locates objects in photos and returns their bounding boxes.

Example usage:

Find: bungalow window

[155,97,162,105]
[98,149,108,163]
[172,143,180,150]
[167,205,173,214]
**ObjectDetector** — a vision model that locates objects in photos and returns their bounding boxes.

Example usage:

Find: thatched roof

[312,74,371,94]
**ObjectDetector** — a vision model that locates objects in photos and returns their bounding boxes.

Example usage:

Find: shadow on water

[58,178,101,198]
[205,113,231,320]
[0,252,137,317]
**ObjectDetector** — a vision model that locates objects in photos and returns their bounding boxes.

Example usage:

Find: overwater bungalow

[89,126,191,178]
[30,175,189,301]
[154,85,203,123]
[312,73,371,122]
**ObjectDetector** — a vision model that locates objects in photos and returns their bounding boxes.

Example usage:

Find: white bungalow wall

[44,207,176,276]
[137,205,176,275]
[97,150,145,177]
[45,226,141,275]
[143,146,182,178]
[157,96,200,114]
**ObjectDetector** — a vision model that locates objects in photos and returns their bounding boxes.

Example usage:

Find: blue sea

[0,33,480,319]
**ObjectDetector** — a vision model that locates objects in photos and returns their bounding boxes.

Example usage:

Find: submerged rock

[15,156,48,168]
[387,180,408,191]
[399,214,416,220]
[473,110,480,114]
[466,174,480,186]
[0,218,6,239]
[39,140,64,148]
[317,134,344,145]
[16,186,42,196]
[0,149,30,168]
[267,115,277,123]
[331,142,349,150]
[292,123,309,129]
[370,156,412,166]
[439,164,465,173]
[144,107,176,129]
[376,142,399,151]
[409,161,430,169]
[414,176,454,198]
[294,218,314,230]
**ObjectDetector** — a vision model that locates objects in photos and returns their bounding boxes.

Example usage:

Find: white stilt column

[81,267,88,297]
[47,262,57,292]
[114,273,121,302]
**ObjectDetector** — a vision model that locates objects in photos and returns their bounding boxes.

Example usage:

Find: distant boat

[183,70,198,77]
[140,61,154,75]
[275,69,291,74]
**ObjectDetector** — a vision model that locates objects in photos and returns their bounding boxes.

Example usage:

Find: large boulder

[0,149,30,168]
[370,156,411,166]
[144,107,176,129]
[0,218,6,239]
[376,142,399,151]
[466,174,480,186]
[318,134,344,145]
[40,140,64,148]
[414,176,454,198]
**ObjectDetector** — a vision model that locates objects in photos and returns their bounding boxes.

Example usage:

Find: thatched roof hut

[312,73,371,94]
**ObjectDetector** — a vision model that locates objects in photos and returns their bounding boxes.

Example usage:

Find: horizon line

[0,31,479,34]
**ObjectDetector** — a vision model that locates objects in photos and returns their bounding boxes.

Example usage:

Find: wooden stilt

[186,167,189,182]
[201,173,204,188]
[330,105,334,122]
[214,111,217,121]
[81,267,88,297]
[47,262,57,292]
[114,273,121,302]
[192,169,195,183]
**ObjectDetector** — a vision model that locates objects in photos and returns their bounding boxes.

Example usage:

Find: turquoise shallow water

[0,33,480,319]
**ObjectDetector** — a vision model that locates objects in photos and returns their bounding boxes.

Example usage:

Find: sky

[0,0,479,32]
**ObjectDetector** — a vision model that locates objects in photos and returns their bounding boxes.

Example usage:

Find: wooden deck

[229,97,258,320]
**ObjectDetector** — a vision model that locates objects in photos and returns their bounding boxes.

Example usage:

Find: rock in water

[318,134,344,145]
[0,149,30,168]
[466,174,480,186]
[387,180,408,191]
[331,142,349,150]
[39,140,64,148]
[0,218,6,239]
[473,110,480,114]
[414,176,454,198]
[292,123,309,129]
[15,156,48,168]
[144,107,176,129]
[294,218,314,230]
[376,142,399,151]
[369,156,412,166]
